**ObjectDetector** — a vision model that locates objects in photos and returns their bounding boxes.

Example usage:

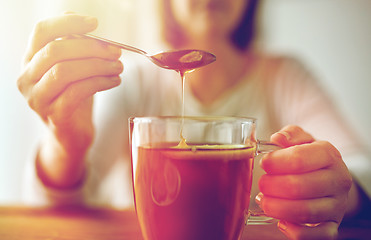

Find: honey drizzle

[177,70,188,148]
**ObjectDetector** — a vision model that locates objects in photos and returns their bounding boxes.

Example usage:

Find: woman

[17,0,370,239]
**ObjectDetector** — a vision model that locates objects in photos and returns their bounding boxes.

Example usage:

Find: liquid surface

[133,143,255,240]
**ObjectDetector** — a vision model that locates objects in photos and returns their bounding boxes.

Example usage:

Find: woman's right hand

[17,14,123,189]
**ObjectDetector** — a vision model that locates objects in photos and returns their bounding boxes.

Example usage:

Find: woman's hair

[160,0,260,51]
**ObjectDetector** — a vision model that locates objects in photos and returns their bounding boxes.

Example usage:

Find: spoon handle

[82,33,148,56]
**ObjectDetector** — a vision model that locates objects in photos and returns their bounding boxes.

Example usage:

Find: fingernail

[278,131,291,141]
[304,223,321,227]
[108,45,121,55]
[109,76,121,82]
[255,192,263,206]
[112,61,123,69]
[278,221,288,231]
[84,16,97,26]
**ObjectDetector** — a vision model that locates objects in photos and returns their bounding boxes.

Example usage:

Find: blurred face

[170,0,249,42]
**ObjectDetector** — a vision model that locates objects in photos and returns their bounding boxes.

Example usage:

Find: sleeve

[22,148,92,206]
[267,57,371,198]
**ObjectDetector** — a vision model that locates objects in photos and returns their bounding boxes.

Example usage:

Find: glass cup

[129,116,278,240]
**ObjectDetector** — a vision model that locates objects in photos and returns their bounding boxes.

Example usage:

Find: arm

[18,14,123,197]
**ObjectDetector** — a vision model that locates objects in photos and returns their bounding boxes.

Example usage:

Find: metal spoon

[82,34,216,72]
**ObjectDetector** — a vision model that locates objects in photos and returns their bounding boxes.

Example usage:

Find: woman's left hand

[257,125,352,240]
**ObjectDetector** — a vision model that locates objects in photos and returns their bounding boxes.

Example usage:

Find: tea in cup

[130,116,275,240]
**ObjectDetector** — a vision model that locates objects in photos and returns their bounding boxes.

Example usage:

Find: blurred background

[0,0,370,204]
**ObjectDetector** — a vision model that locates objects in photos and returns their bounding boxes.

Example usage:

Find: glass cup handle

[246,140,282,225]
[247,209,277,225]
[257,140,282,154]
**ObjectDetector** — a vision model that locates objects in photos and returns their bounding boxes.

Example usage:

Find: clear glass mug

[129,116,278,240]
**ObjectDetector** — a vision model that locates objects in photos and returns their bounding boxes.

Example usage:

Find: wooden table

[0,206,369,240]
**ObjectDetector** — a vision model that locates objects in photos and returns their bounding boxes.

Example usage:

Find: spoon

[82,34,216,72]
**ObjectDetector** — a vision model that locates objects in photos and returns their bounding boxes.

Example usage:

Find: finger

[260,141,341,174]
[24,14,98,64]
[259,169,342,199]
[258,194,346,224]
[48,76,121,124]
[27,59,123,117]
[277,221,339,240]
[18,38,121,94]
[271,125,315,148]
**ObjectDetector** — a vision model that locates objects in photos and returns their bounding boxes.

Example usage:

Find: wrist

[36,150,87,190]
[36,130,91,189]
[51,121,94,156]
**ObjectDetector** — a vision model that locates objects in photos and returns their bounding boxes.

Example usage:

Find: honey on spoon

[82,34,216,72]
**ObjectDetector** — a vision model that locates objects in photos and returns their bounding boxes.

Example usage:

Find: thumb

[271,125,315,148]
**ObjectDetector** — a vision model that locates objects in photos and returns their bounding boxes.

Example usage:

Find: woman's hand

[257,125,353,239]
[17,14,123,188]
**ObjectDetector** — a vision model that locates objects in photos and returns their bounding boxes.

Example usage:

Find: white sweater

[23,54,371,209]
